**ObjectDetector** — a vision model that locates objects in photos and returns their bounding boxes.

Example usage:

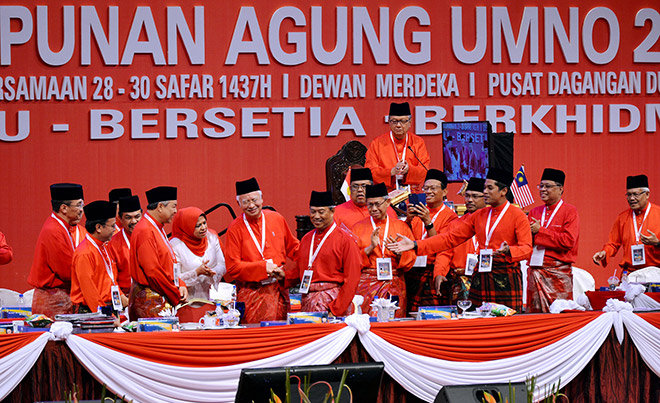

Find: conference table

[1,309,659,403]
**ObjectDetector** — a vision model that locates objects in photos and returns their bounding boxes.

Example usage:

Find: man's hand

[434,275,446,295]
[640,230,660,246]
[272,266,286,281]
[495,241,510,256]
[370,227,381,249]
[409,203,431,224]
[386,234,415,253]
[195,259,216,276]
[593,250,606,265]
[266,260,278,274]
[530,217,541,235]
[179,286,189,303]
[399,160,409,175]
[385,234,402,255]
[120,294,129,308]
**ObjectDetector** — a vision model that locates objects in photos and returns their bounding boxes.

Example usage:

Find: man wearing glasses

[527,169,580,313]
[365,102,430,192]
[334,167,397,230]
[28,183,85,317]
[224,177,300,323]
[352,183,416,317]
[593,175,660,273]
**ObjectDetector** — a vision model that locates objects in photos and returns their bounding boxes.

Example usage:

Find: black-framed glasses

[389,118,410,126]
[626,191,647,199]
[367,200,386,209]
[537,184,559,190]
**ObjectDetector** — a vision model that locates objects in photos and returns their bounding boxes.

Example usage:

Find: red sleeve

[136,235,181,305]
[43,232,74,283]
[223,223,269,283]
[73,251,104,310]
[508,211,533,262]
[395,222,417,271]
[534,208,580,252]
[433,250,454,277]
[365,139,395,188]
[0,232,13,265]
[403,136,430,185]
[602,213,625,268]
[418,214,476,257]
[329,233,363,316]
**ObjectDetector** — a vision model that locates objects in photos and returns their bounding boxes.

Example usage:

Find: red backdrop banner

[1,0,659,291]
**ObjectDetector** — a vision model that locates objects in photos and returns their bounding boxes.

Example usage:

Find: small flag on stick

[510,165,535,207]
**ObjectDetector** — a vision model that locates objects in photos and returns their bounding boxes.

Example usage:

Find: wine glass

[457,299,472,318]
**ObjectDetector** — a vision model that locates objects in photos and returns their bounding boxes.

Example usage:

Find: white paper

[377,257,393,280]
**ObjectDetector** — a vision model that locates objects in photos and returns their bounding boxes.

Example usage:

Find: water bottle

[622,271,629,284]
[17,294,25,307]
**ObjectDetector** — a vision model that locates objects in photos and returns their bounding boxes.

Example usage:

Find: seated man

[593,174,660,273]
[334,167,397,230]
[365,102,430,192]
[294,191,362,316]
[352,183,416,317]
[406,169,457,310]
[71,201,128,313]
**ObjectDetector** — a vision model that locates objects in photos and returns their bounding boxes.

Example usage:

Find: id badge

[631,244,646,266]
[413,255,428,268]
[299,269,313,294]
[479,249,493,273]
[376,257,393,280]
[110,285,123,311]
[465,254,478,276]
[261,258,277,285]
[530,246,546,267]
[173,262,181,287]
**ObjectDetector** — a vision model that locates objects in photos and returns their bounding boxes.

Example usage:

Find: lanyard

[308,223,337,268]
[243,213,266,259]
[541,200,563,228]
[50,213,80,251]
[632,203,652,243]
[121,229,131,250]
[389,132,408,163]
[471,236,479,251]
[85,234,115,285]
[422,205,445,240]
[144,214,175,261]
[484,202,510,249]
[370,216,390,256]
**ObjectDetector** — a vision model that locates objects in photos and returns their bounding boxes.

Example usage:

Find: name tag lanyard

[308,223,337,268]
[121,229,131,250]
[244,213,267,258]
[422,205,445,240]
[632,203,651,244]
[370,216,391,256]
[86,234,116,285]
[484,202,510,249]
[145,213,179,286]
[51,213,81,251]
[541,200,563,228]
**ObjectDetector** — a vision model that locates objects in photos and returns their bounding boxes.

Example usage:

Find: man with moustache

[406,169,457,309]
[294,191,362,316]
[352,183,416,317]
[28,183,85,317]
[527,169,580,313]
[224,178,300,323]
[70,201,128,314]
[107,195,142,294]
[594,175,660,273]
[128,186,187,319]
[366,102,430,192]
[387,169,532,312]
[108,188,132,232]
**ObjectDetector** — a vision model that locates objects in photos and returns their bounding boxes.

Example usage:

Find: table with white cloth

[2,311,660,403]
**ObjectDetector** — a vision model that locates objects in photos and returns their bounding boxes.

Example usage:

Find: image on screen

[442,121,491,182]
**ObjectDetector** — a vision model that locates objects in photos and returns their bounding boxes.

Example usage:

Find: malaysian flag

[510,165,535,207]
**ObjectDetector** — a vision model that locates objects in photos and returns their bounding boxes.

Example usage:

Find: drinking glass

[607,276,619,291]
[457,299,472,318]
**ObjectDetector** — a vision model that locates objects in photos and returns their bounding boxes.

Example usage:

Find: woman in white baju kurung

[170,207,226,300]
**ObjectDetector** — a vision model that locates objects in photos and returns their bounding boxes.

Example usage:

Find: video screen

[442,121,491,182]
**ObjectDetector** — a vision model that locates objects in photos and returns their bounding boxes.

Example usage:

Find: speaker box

[434,382,527,403]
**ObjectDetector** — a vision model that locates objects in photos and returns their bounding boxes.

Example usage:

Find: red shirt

[449,213,480,273]
[410,205,458,277]
[71,235,121,310]
[130,213,184,305]
[295,222,362,315]
[334,200,398,231]
[107,228,132,292]
[365,132,430,191]
[28,214,85,290]
[224,210,300,283]
[352,216,417,271]
[417,202,533,263]
[0,231,13,265]
[602,202,660,271]
[528,199,580,265]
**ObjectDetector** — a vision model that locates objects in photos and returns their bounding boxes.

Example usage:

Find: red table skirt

[586,291,660,310]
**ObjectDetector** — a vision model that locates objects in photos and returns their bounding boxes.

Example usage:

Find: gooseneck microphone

[407,146,429,171]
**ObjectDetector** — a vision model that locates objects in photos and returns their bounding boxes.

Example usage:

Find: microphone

[407,146,429,171]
